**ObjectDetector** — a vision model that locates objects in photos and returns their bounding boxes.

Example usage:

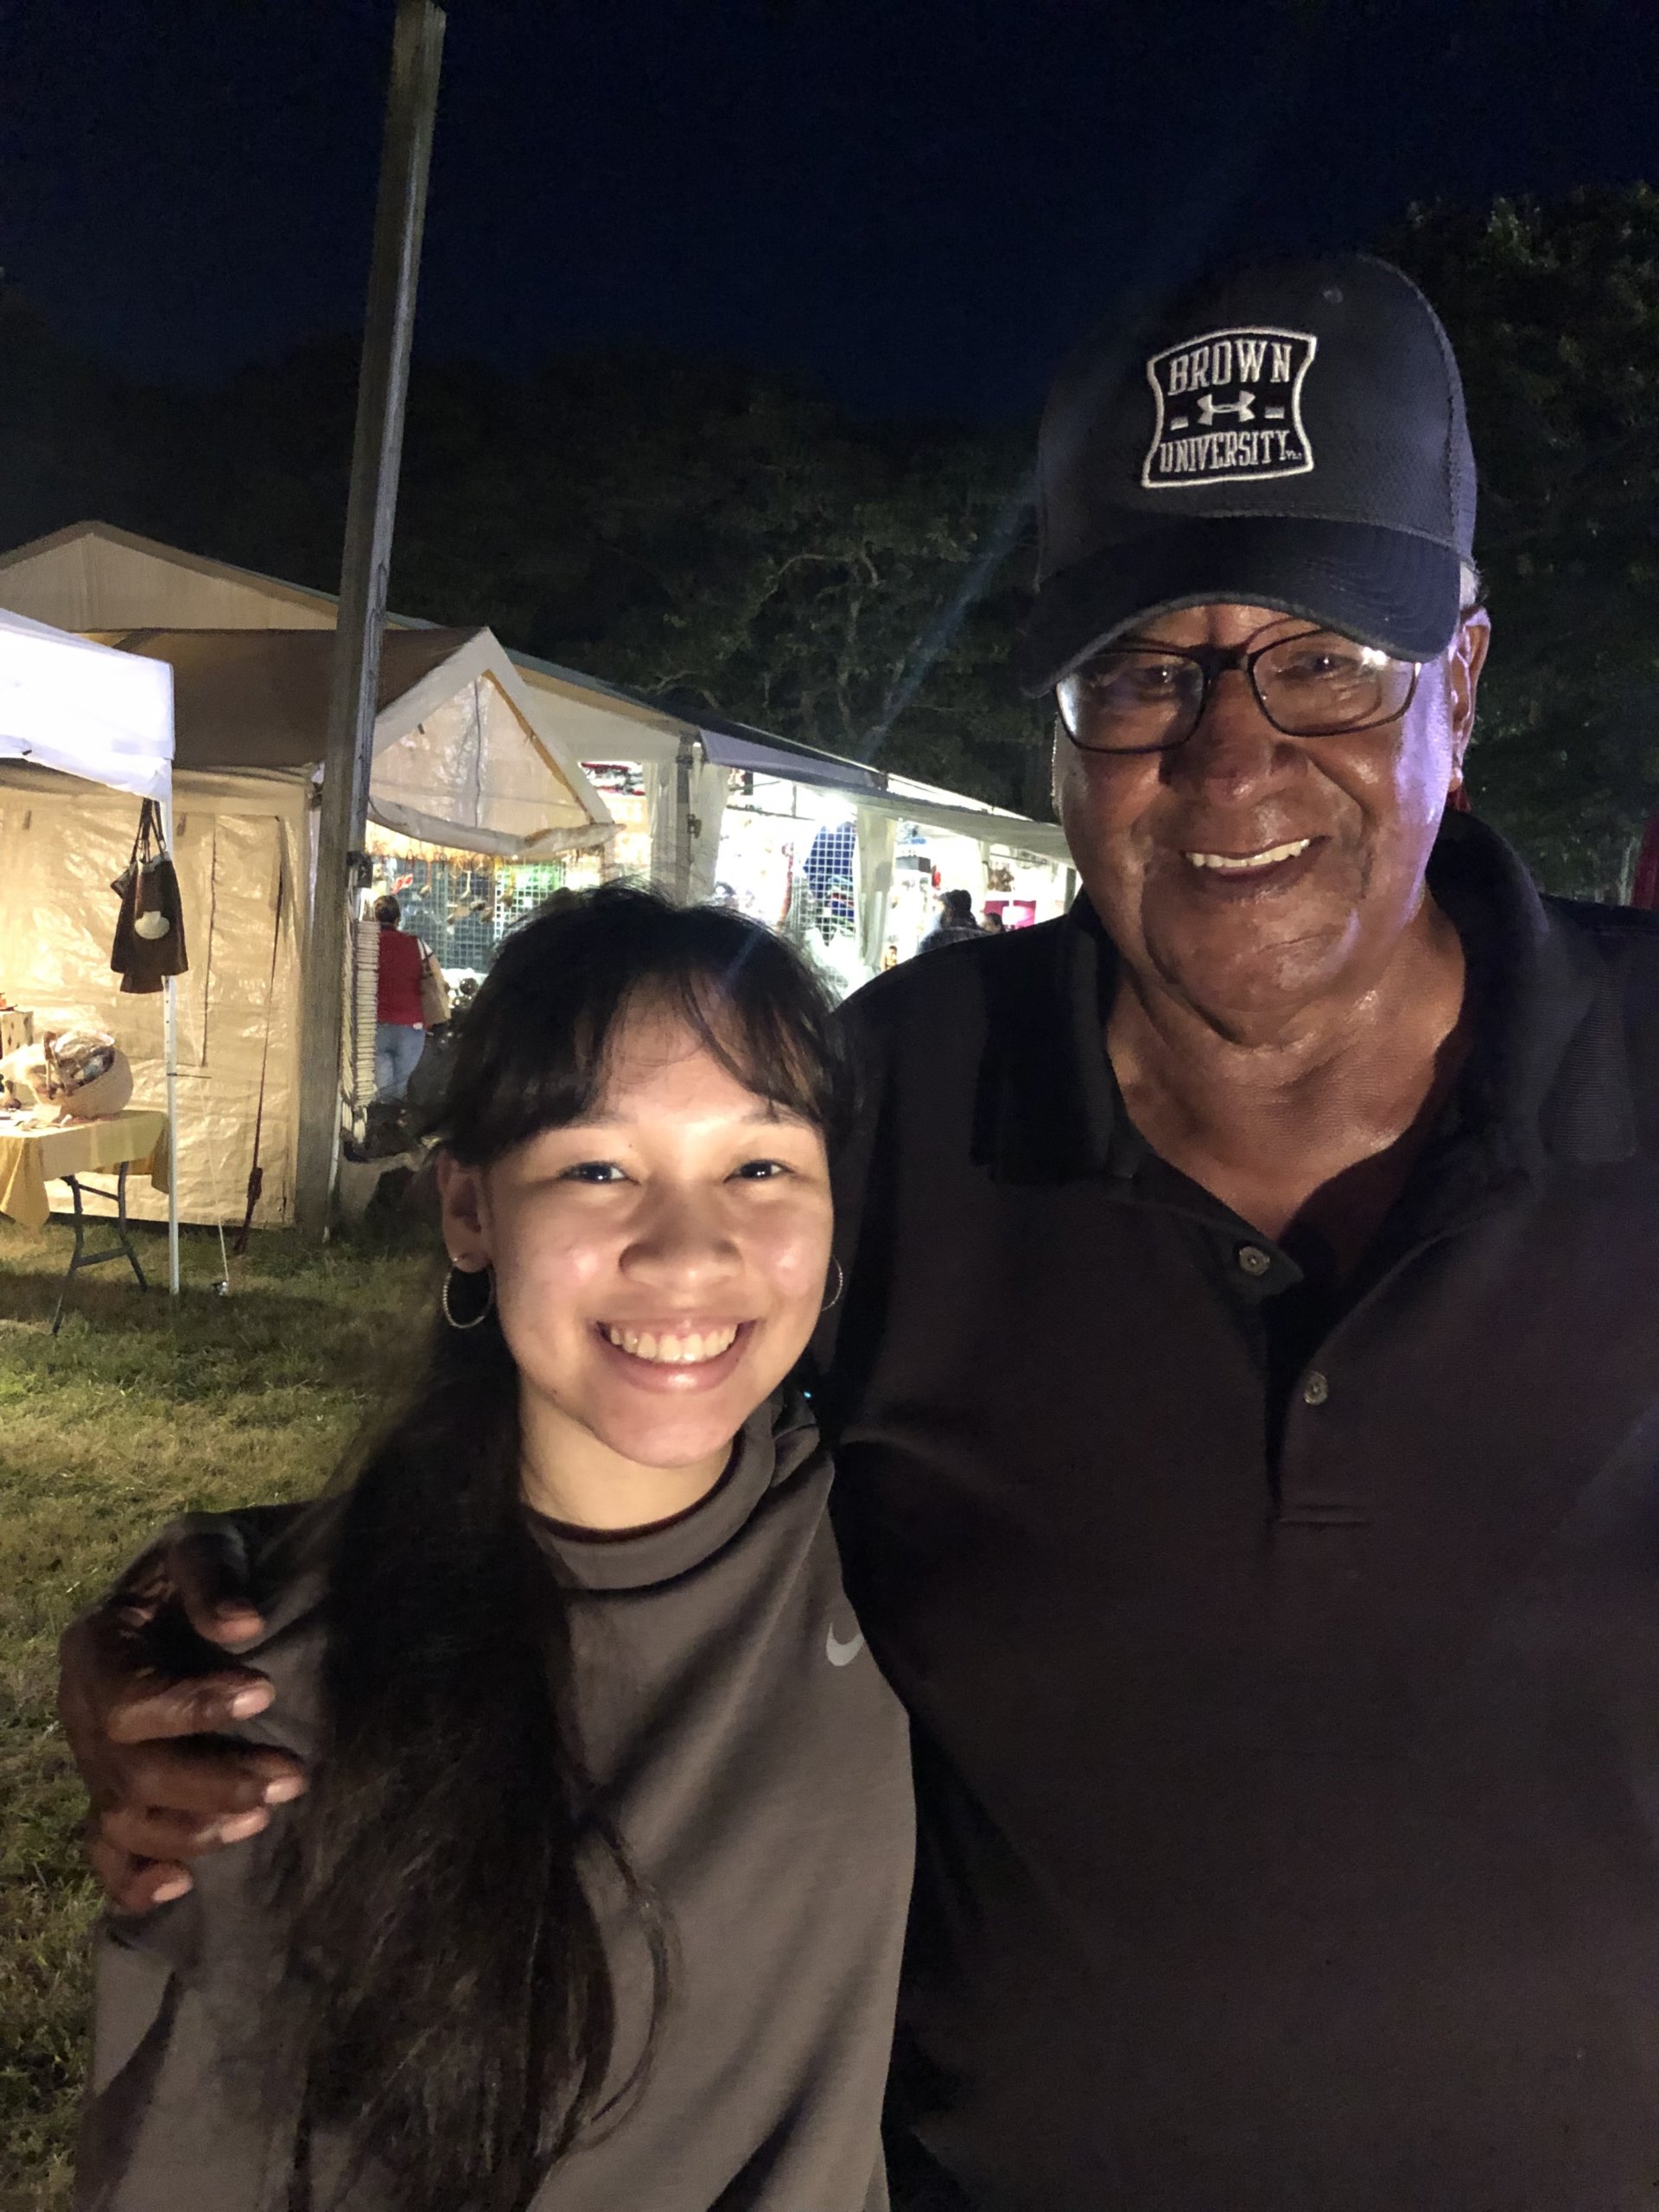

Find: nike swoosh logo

[825,1624,866,1668]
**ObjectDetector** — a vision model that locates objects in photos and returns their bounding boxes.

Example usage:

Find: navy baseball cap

[1018,253,1478,696]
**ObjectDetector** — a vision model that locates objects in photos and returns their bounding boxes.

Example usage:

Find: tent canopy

[87,626,613,856]
[0,524,1066,865]
[0,606,175,801]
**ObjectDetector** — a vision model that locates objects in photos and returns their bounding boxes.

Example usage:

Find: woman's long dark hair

[275,887,851,2212]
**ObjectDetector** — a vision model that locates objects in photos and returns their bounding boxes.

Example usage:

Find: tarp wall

[0,764,306,1229]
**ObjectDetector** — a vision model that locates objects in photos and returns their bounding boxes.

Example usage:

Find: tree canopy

[0,311,1047,809]
[2,181,1656,870]
[1388,185,1659,895]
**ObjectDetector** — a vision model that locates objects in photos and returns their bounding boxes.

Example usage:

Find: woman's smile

[594,1317,753,1388]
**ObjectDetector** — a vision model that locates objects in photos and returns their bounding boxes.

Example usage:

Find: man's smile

[1182,836,1313,875]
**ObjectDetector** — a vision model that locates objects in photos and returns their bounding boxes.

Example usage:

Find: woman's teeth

[1184,836,1312,874]
[605,1324,740,1365]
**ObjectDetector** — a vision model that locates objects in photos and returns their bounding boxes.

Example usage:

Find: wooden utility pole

[294,0,446,1232]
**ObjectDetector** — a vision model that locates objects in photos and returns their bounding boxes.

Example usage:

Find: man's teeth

[605,1324,740,1365]
[1185,837,1312,874]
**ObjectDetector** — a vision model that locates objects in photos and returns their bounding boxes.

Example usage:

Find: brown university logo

[1141,326,1318,490]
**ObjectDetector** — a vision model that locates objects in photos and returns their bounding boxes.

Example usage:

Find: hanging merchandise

[110,800,188,994]
[418,945,452,1027]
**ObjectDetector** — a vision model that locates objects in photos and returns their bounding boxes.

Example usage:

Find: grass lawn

[0,1211,434,2209]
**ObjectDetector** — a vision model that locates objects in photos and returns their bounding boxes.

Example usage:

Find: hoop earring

[822,1256,845,1313]
[442,1262,495,1331]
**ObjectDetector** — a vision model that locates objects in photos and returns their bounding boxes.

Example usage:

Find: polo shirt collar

[1038,812,1636,1189]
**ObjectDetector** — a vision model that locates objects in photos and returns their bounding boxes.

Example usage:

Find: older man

[62,257,1659,2209]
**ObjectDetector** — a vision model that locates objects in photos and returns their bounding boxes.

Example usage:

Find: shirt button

[1302,1371,1330,1407]
[1236,1244,1272,1277]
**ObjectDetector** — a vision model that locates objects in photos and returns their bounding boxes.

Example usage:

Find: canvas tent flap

[696,723,886,796]
[86,626,614,859]
[91,626,469,772]
[370,669,612,855]
[0,607,174,801]
[366,800,611,858]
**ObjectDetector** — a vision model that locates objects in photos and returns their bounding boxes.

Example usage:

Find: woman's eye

[731,1159,790,1181]
[558,1160,628,1184]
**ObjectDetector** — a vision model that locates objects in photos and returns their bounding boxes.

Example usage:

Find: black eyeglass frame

[1055,629,1424,757]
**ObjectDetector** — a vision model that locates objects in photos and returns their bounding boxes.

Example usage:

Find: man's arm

[58,1507,308,1911]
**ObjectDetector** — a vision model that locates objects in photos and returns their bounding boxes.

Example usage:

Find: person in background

[980,911,1007,935]
[916,889,981,954]
[372,893,428,1100]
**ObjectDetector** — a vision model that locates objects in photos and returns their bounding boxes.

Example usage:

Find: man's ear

[435,1151,492,1270]
[1448,607,1491,759]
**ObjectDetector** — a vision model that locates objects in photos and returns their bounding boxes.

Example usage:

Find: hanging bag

[418,944,451,1027]
[110,801,188,994]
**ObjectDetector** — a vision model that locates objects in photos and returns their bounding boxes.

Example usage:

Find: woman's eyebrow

[551,1102,800,1130]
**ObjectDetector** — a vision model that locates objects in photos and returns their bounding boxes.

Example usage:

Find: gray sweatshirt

[76,1398,913,2212]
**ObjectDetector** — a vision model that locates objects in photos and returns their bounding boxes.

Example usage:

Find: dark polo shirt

[821,813,1659,2211]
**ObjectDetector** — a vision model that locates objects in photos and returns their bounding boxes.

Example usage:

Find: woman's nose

[620,1188,741,1283]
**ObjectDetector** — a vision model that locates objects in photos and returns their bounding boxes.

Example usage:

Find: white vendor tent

[0,606,182,1285]
[0,622,613,1230]
[0,523,1074,998]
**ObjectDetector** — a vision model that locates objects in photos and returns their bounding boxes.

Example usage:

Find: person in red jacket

[372,895,428,1100]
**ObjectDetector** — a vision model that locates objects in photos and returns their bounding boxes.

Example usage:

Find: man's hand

[58,1520,307,1912]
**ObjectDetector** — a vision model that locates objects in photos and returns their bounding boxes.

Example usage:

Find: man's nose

[1163,668,1289,800]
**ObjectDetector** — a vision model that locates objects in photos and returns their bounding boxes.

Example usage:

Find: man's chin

[1143,911,1358,1033]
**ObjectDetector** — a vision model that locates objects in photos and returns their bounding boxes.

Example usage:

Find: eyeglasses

[1055,627,1422,755]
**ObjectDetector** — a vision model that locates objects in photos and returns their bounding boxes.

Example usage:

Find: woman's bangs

[671,970,833,1134]
[429,886,851,1165]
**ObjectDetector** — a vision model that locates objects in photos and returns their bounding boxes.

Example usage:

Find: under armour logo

[1141,325,1317,490]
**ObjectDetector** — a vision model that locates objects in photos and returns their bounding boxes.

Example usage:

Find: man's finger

[99,1798,273,1863]
[104,1667,276,1745]
[156,1527,267,1647]
[86,1832,194,1913]
[99,1734,306,1816]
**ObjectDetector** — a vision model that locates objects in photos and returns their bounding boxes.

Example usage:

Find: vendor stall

[0,607,181,1297]
[504,668,1076,993]
[0,526,1071,1015]
[0,624,612,1229]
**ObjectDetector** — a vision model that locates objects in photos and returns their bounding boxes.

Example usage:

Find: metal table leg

[50,1163,149,1335]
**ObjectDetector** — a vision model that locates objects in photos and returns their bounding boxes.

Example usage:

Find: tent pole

[160,793,181,1296]
[295,0,446,1234]
[672,734,696,904]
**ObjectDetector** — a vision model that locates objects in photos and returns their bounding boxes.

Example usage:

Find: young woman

[78,888,913,2212]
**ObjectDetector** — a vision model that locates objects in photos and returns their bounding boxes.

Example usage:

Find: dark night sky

[3,0,1654,421]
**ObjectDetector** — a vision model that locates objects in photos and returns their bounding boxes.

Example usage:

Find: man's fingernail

[215,1808,270,1842]
[263,1773,306,1804]
[228,1685,271,1717]
[151,1874,192,1903]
